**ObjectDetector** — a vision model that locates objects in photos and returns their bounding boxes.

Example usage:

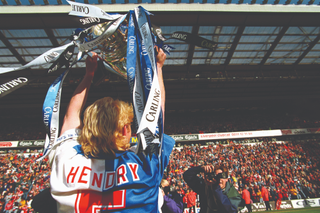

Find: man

[186,188,197,213]
[183,164,241,213]
[46,47,175,213]
[261,185,271,211]
[242,186,252,212]
[289,185,298,200]
[160,179,183,213]
[275,187,282,210]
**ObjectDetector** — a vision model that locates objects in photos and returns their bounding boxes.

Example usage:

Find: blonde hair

[161,179,169,187]
[78,97,134,157]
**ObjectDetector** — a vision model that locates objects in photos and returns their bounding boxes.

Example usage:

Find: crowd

[0,111,320,212]
[0,152,50,213]
[0,138,319,212]
[165,140,320,209]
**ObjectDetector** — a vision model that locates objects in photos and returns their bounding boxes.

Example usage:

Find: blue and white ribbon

[127,10,148,150]
[134,7,162,139]
[125,8,165,151]
[38,52,83,162]
[39,70,68,162]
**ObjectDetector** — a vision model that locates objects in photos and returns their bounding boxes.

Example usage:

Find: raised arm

[60,53,98,136]
[155,46,166,124]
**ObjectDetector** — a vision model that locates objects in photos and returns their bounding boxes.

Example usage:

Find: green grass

[266,207,320,213]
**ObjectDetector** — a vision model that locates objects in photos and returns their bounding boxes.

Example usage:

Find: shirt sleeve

[163,194,183,213]
[160,134,175,176]
[213,185,242,213]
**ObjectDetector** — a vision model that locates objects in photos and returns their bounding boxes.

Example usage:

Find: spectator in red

[4,199,14,213]
[242,186,252,212]
[186,188,197,213]
[276,187,283,210]
[183,191,188,209]
[281,185,289,201]
[261,185,271,211]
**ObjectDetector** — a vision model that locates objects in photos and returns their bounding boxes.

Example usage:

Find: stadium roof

[1,2,320,120]
[0,0,320,6]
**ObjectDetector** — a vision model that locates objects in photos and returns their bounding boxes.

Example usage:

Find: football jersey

[50,129,175,213]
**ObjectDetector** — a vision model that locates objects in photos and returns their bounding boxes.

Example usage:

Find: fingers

[86,52,98,63]
[157,47,165,58]
[155,46,166,67]
[86,52,98,75]
[154,46,159,55]
[202,165,214,173]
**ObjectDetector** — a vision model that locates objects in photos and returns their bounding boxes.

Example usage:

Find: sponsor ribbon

[38,52,83,162]
[126,10,148,151]
[0,42,75,75]
[47,44,75,74]
[169,31,217,50]
[39,70,68,161]
[0,77,30,98]
[125,8,165,151]
[134,7,162,137]
[67,0,122,21]
[126,10,140,132]
[152,24,217,50]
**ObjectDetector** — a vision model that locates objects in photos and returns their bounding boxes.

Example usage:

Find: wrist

[84,72,95,79]
[157,63,164,70]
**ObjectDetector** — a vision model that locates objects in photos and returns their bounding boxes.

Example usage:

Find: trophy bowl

[83,18,129,80]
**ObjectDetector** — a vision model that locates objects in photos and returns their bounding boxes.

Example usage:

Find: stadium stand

[0,112,319,212]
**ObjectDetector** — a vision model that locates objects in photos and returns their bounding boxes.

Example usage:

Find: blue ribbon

[126,10,139,132]
[41,70,68,159]
[131,7,164,147]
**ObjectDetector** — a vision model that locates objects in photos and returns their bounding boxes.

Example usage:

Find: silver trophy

[83,18,129,80]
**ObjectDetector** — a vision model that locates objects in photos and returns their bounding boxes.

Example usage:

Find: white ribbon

[0,42,74,75]
[67,0,122,21]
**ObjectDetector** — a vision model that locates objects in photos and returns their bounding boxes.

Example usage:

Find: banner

[171,134,199,142]
[252,201,275,212]
[0,141,19,148]
[199,130,282,140]
[0,138,136,148]
[183,207,200,213]
[282,128,320,135]
[291,198,320,208]
[18,140,45,147]
[307,128,320,133]
[279,200,294,209]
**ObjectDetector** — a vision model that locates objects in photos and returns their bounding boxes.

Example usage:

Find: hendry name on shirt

[66,163,140,191]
